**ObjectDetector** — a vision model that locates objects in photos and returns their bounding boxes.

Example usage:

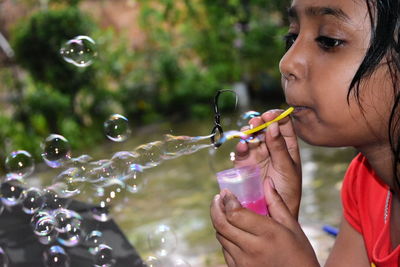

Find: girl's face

[280,0,393,147]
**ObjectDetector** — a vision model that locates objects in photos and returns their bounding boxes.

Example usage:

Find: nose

[279,37,308,81]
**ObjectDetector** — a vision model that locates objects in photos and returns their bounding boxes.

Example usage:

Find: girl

[210,0,400,266]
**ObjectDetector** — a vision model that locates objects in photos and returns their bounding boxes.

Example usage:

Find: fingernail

[214,194,220,202]
[269,122,280,138]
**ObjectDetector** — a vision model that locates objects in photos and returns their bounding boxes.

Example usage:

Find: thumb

[265,177,297,229]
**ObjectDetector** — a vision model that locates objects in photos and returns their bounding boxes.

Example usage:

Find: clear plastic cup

[216,165,268,215]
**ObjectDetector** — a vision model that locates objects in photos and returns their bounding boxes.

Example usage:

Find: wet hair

[349,0,400,194]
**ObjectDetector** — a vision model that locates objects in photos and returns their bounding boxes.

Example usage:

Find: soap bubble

[42,134,71,168]
[121,165,145,194]
[85,230,105,255]
[86,160,116,184]
[91,202,110,222]
[5,150,34,179]
[21,187,45,214]
[111,151,137,177]
[60,35,97,68]
[31,210,52,229]
[54,168,84,198]
[0,246,9,267]
[55,210,83,247]
[34,213,57,237]
[104,114,131,142]
[94,244,115,267]
[237,111,261,128]
[42,188,67,210]
[94,178,125,204]
[43,245,70,267]
[0,179,25,206]
[148,224,177,257]
[133,141,163,169]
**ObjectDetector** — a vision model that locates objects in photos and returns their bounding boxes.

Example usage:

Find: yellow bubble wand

[215,107,294,144]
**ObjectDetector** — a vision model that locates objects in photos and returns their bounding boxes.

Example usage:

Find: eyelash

[283,33,345,51]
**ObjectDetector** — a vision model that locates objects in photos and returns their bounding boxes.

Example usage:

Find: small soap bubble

[53,208,82,234]
[85,230,104,255]
[94,244,115,267]
[42,134,72,168]
[43,245,70,267]
[34,214,57,237]
[54,168,84,198]
[38,231,59,245]
[237,111,261,128]
[148,224,177,257]
[121,166,145,194]
[60,35,97,68]
[42,188,66,210]
[133,141,163,169]
[86,160,116,184]
[0,179,25,207]
[5,150,34,179]
[0,246,9,267]
[91,202,111,222]
[104,114,131,142]
[21,187,45,214]
[31,210,52,229]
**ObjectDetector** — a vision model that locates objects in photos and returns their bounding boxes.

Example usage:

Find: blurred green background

[0,0,290,168]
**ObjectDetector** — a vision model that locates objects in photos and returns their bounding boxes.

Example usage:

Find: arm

[325,217,370,267]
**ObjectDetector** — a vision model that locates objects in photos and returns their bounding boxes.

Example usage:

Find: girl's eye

[283,33,298,50]
[316,36,344,50]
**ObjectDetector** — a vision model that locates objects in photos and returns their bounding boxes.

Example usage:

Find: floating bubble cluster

[0,115,219,266]
[60,36,97,68]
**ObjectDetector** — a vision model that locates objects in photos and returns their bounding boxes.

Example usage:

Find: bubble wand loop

[211,106,294,147]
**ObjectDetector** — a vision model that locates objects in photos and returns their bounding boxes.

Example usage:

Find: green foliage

[1,0,290,166]
[12,7,96,94]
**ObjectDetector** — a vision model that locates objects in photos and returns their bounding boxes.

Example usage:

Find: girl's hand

[210,180,319,267]
[235,110,301,219]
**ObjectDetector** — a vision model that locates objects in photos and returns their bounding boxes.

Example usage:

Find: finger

[222,191,274,236]
[216,232,241,263]
[264,177,298,230]
[222,248,237,267]
[210,194,254,248]
[261,111,300,165]
[265,122,297,174]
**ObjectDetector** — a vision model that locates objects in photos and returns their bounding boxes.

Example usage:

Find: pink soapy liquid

[242,197,268,215]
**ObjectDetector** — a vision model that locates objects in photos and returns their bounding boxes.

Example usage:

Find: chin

[293,122,346,147]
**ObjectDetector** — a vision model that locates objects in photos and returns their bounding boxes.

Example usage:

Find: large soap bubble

[5,150,34,179]
[60,35,97,68]
[104,114,131,142]
[42,134,72,168]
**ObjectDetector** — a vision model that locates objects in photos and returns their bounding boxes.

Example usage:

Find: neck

[355,143,395,191]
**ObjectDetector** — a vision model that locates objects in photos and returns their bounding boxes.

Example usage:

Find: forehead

[290,0,368,24]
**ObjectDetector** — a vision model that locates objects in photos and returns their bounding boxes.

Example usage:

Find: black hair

[349,0,400,195]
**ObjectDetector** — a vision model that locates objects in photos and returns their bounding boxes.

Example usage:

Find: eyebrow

[288,6,351,23]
